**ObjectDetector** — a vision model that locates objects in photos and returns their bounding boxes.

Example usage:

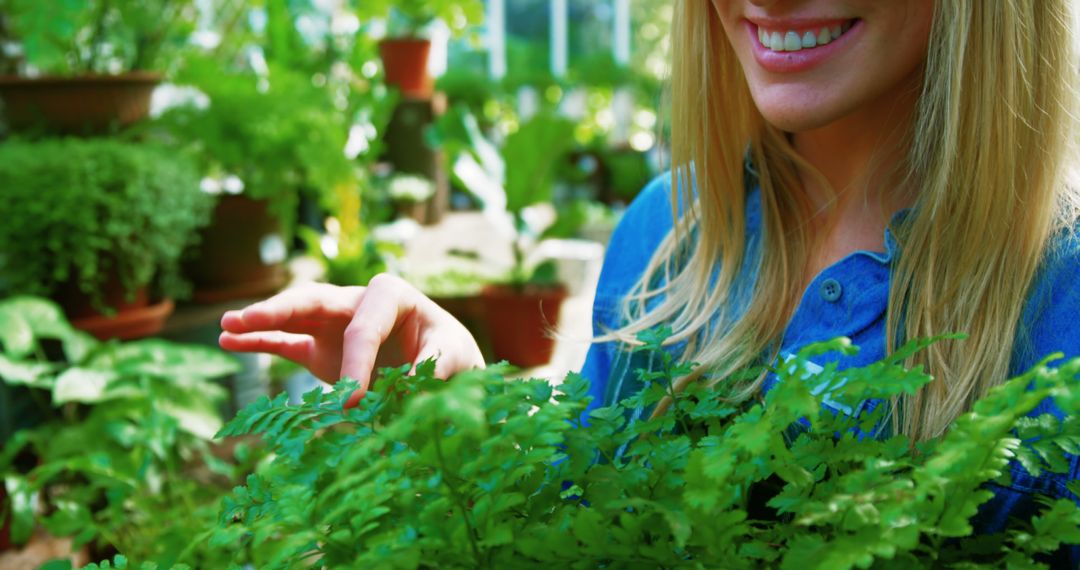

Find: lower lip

[746,20,861,74]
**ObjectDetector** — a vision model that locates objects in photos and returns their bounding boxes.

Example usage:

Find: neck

[791,80,921,220]
[788,75,923,283]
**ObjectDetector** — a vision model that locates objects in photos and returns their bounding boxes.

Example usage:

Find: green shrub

[0,0,196,74]
[0,137,212,311]
[191,331,1079,568]
[354,0,484,37]
[150,60,355,235]
[0,296,252,566]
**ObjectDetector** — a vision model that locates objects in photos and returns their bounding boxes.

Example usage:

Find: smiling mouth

[756,19,859,53]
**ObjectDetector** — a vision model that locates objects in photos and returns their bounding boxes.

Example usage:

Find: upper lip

[745,16,853,32]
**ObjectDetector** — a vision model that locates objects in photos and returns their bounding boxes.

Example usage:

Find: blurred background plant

[0,297,259,566]
[352,0,484,38]
[0,138,211,312]
[0,0,198,75]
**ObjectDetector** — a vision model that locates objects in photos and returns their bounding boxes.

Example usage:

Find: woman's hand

[218,274,485,406]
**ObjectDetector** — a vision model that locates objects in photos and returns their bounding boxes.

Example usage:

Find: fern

[102,333,1079,569]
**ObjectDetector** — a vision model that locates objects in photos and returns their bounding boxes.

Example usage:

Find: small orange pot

[378,38,433,98]
[0,72,161,134]
[481,284,568,368]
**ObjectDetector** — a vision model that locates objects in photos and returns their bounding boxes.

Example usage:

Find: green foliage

[299,226,398,287]
[540,198,617,241]
[503,112,578,216]
[0,296,252,567]
[351,0,484,37]
[432,106,577,287]
[0,138,212,311]
[192,332,1079,568]
[0,0,196,74]
[150,58,355,232]
[82,554,190,570]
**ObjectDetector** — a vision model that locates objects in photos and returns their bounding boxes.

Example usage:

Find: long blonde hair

[609,1,1080,441]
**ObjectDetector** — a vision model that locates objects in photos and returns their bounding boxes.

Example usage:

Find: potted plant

[300,181,401,287]
[0,296,254,565]
[151,60,356,302]
[355,0,484,99]
[387,173,438,223]
[0,138,211,339]
[480,112,578,367]
[0,0,196,133]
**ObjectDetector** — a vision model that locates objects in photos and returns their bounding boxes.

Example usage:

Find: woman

[221,0,1079,561]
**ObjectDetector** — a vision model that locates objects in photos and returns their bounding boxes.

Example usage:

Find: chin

[748,88,856,133]
[755,105,841,133]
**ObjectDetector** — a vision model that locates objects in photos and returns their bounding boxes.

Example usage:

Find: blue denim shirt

[581,173,1080,565]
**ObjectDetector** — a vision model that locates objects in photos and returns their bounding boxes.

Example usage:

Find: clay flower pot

[378,38,433,99]
[185,195,289,304]
[0,72,161,134]
[53,276,174,341]
[480,284,568,368]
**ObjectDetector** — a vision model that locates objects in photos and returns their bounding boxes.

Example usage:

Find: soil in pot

[0,72,161,135]
[185,195,289,304]
[378,38,433,99]
[480,284,568,368]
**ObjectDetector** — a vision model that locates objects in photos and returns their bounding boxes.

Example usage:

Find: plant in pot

[0,296,257,565]
[0,0,196,133]
[481,112,578,368]
[151,59,357,302]
[0,137,212,339]
[300,179,401,287]
[353,0,484,99]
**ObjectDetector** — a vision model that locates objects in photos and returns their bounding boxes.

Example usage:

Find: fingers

[340,275,420,398]
[218,331,316,365]
[221,284,363,335]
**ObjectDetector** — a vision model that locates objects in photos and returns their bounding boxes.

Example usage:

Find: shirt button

[820,278,843,302]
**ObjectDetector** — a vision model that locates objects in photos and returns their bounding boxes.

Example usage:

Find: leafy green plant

[0,0,196,75]
[299,179,401,287]
[187,331,1079,568]
[0,296,254,566]
[150,58,355,234]
[434,107,577,287]
[0,137,212,311]
[351,0,484,38]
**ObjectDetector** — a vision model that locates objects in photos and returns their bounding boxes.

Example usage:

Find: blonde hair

[608,1,1080,441]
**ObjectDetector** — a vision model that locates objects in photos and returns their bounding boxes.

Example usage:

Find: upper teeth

[758,22,851,52]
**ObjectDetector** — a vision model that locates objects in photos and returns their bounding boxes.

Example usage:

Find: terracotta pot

[480,284,568,368]
[186,195,289,304]
[68,298,175,341]
[52,268,173,341]
[54,275,149,322]
[431,294,492,360]
[0,72,161,134]
[378,38,433,98]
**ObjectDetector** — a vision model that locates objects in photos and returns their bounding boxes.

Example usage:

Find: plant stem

[432,425,486,569]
